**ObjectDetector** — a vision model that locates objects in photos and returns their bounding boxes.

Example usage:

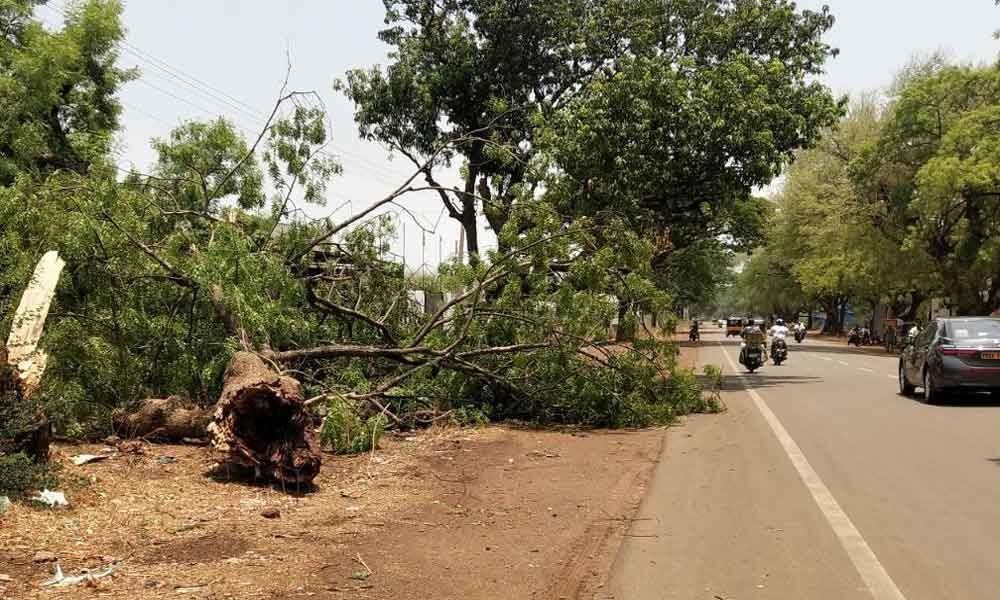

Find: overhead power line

[42,0,419,187]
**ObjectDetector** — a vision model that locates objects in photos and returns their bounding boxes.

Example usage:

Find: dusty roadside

[0,429,662,600]
[0,342,698,600]
[812,333,898,356]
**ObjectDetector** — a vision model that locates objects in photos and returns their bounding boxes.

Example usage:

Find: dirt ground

[0,426,663,600]
[1,342,698,600]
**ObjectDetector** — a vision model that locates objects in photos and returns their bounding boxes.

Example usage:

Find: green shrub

[452,405,490,427]
[702,364,725,412]
[0,389,57,497]
[0,453,56,499]
[320,397,388,454]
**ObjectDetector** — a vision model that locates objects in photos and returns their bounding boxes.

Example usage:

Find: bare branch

[304,283,398,345]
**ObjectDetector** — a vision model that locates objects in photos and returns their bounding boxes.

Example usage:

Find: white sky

[41,1,1000,269]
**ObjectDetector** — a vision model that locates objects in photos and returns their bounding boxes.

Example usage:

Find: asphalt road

[604,330,1000,600]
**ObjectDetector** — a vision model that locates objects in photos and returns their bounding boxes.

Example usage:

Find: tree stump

[0,347,50,461]
[207,352,321,486]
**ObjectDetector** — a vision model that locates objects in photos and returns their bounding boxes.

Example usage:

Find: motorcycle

[794,328,806,343]
[771,337,788,366]
[739,330,766,373]
[848,329,861,347]
[689,328,700,342]
[742,344,764,373]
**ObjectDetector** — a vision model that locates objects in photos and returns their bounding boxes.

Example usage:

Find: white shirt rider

[769,323,790,341]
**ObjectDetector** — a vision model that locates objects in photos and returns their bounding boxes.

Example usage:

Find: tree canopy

[340,0,841,271]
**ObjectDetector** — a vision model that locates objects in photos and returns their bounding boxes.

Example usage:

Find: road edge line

[719,343,907,600]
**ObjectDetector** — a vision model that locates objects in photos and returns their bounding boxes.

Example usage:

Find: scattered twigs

[353,553,374,577]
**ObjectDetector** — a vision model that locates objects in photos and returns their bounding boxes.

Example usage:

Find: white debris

[70,452,115,466]
[32,489,68,507]
[41,561,120,587]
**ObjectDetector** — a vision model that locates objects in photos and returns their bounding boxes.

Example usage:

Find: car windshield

[947,319,1000,344]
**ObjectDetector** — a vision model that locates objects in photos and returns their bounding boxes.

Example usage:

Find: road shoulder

[603,340,870,599]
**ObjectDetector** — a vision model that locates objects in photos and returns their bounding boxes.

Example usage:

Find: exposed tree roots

[208,352,321,486]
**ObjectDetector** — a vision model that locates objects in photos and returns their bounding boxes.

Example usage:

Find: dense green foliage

[744,57,1000,330]
[342,0,842,284]
[0,0,844,482]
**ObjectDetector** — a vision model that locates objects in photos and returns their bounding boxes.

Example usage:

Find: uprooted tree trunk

[207,352,321,486]
[114,396,212,441]
[1,251,65,462]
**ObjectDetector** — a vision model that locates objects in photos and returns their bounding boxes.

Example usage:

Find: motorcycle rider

[740,318,766,365]
[689,319,700,341]
[793,321,806,341]
[769,318,790,360]
[859,322,871,346]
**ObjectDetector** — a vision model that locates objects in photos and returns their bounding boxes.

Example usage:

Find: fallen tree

[113,396,212,441]
[40,94,702,489]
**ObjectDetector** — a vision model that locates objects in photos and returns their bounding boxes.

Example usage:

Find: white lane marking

[838,360,850,366]
[859,367,874,373]
[820,357,833,362]
[718,344,907,600]
[887,374,896,380]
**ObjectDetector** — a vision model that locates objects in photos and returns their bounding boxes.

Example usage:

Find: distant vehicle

[725,317,743,337]
[718,319,725,329]
[899,317,1000,403]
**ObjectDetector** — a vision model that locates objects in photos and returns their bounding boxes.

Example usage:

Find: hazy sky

[41,1,1000,268]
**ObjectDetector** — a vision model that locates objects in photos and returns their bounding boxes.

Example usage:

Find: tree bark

[1,251,65,462]
[207,352,321,486]
[114,396,212,440]
[820,298,842,335]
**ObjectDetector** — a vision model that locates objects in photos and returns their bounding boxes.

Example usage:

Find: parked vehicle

[848,327,861,347]
[898,317,1000,403]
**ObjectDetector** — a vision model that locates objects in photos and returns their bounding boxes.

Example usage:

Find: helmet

[776,318,785,326]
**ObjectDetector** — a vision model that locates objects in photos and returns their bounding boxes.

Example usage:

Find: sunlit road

[604,329,1000,600]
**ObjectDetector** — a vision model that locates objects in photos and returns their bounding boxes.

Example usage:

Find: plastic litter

[32,489,68,507]
[70,451,116,466]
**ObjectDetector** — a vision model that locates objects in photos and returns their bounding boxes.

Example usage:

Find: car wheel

[899,364,914,396]
[923,369,945,405]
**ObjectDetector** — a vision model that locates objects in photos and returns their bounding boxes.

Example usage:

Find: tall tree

[341,0,842,263]
[853,62,1000,315]
[0,0,134,184]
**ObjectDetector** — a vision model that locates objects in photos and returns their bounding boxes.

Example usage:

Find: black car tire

[899,364,914,396]
[923,369,945,405]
